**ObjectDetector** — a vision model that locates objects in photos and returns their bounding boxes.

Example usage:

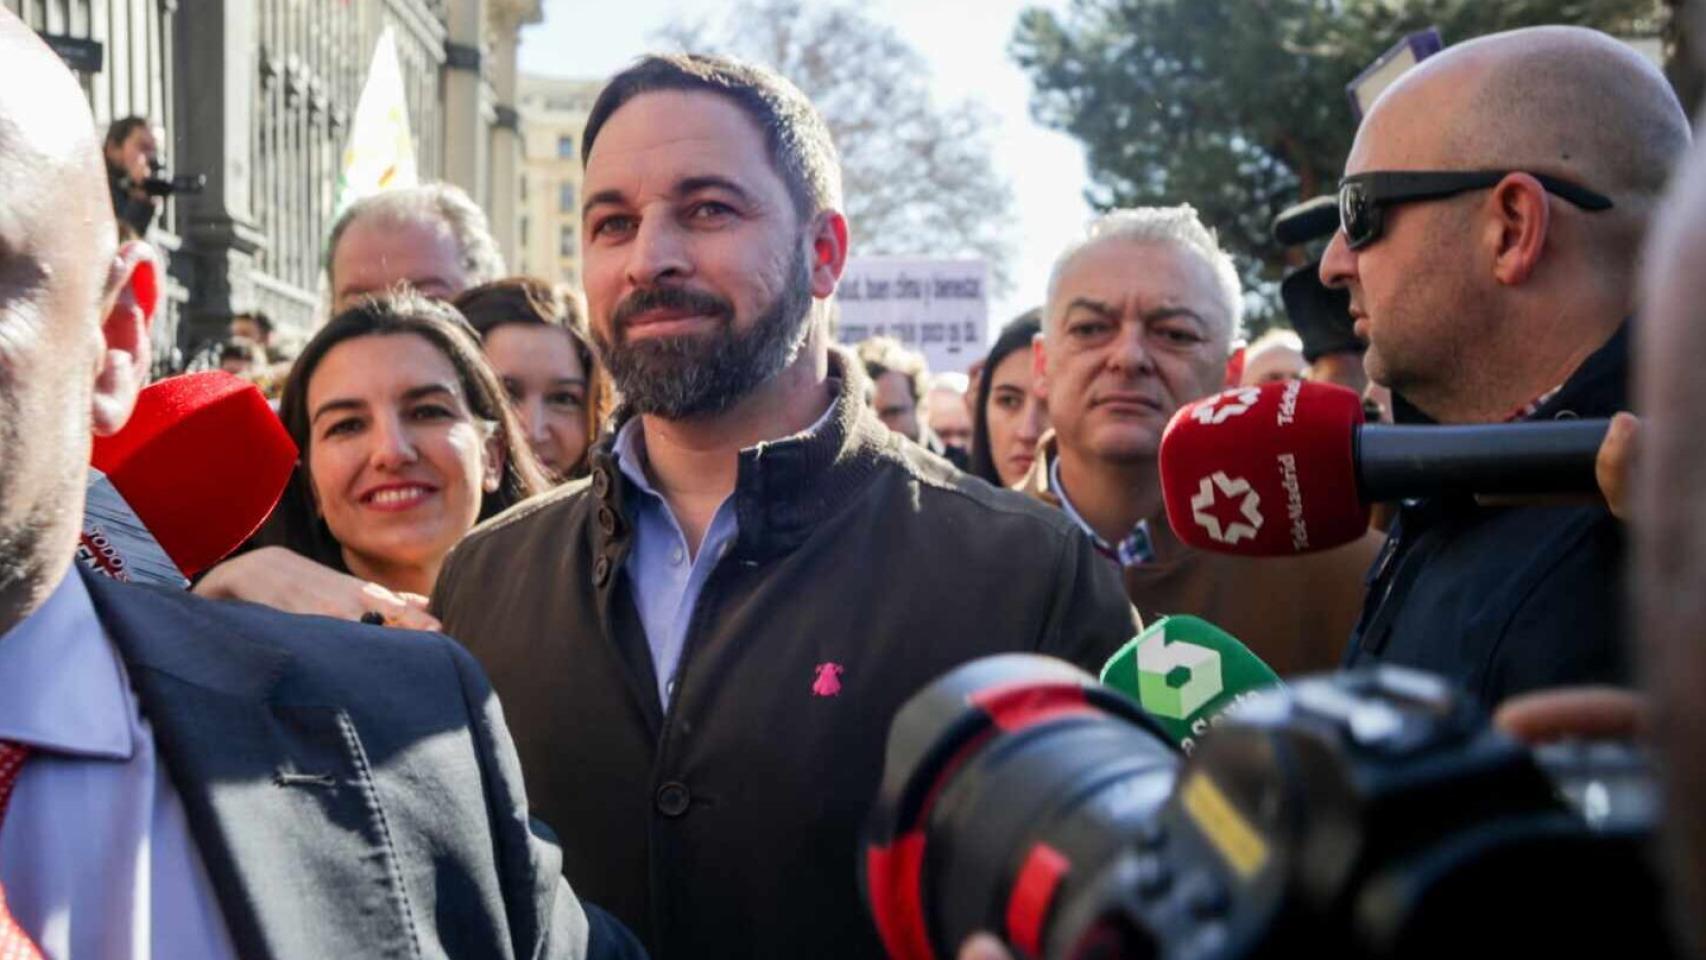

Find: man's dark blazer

[79,567,637,960]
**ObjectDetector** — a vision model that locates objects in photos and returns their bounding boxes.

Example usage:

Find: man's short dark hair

[103,115,148,151]
[856,335,929,403]
[233,310,273,335]
[582,53,842,218]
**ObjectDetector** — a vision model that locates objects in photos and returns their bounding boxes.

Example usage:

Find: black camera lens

[864,654,1178,960]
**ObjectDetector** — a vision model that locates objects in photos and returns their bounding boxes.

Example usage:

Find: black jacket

[1342,325,1630,707]
[433,357,1139,959]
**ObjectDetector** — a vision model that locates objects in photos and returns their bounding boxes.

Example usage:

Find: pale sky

[517,0,1090,337]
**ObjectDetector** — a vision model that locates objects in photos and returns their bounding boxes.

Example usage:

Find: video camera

[864,655,1670,959]
[139,156,205,198]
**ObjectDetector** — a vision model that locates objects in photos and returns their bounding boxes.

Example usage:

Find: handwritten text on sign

[835,258,988,374]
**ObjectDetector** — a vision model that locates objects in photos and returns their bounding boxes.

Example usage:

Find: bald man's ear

[808,210,850,299]
[1486,173,1551,287]
[1031,330,1050,402]
[91,242,159,437]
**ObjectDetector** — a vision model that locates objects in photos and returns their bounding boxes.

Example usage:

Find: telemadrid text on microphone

[1158,380,1610,557]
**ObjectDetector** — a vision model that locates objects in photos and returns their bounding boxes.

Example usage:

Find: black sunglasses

[1336,170,1614,250]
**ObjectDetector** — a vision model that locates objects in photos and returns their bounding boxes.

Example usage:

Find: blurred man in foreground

[0,13,627,957]
[1320,26,1689,705]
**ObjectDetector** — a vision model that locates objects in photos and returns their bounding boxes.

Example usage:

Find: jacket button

[597,506,617,535]
[656,781,691,817]
[593,556,611,586]
[592,468,611,497]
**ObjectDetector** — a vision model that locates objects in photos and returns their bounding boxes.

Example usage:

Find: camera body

[139,156,205,198]
[865,657,1671,959]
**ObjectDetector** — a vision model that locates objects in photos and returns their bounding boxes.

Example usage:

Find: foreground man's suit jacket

[80,568,631,960]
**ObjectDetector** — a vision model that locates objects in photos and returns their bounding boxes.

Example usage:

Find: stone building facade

[3,0,542,361]
[515,72,598,288]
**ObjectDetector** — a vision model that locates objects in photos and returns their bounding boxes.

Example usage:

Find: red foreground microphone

[1160,380,1367,557]
[88,371,297,579]
[1160,380,1610,557]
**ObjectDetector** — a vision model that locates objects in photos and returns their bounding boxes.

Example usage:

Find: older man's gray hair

[1046,204,1245,342]
[325,181,506,290]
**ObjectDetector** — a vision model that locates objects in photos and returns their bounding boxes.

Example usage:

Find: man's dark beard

[595,244,813,419]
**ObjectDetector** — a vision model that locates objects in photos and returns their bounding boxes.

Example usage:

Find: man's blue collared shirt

[611,419,742,709]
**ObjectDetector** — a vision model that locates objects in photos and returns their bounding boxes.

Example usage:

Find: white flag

[335,26,418,216]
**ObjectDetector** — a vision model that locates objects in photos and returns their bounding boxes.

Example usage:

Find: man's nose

[624,215,691,288]
[1105,322,1155,376]
[1320,230,1356,290]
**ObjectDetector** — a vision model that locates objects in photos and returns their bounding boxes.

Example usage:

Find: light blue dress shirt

[0,568,236,959]
[612,402,836,709]
[612,419,741,709]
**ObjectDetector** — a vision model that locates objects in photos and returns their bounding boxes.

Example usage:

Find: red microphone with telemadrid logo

[1159,380,1611,557]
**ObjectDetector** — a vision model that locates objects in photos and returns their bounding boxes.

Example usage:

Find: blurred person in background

[1238,328,1308,385]
[1027,205,1379,676]
[857,334,929,440]
[925,371,973,456]
[194,293,547,624]
[325,182,504,314]
[102,114,159,237]
[216,336,267,377]
[456,278,611,482]
[228,309,276,361]
[858,333,964,465]
[969,309,1047,488]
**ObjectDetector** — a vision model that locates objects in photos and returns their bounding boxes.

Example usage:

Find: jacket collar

[1392,321,1630,426]
[586,350,898,562]
[1016,431,1185,565]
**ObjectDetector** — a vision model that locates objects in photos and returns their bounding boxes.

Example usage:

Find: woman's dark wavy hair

[453,276,612,479]
[969,309,1043,486]
[255,291,549,572]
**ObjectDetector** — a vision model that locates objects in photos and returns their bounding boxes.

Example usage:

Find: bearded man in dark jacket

[432,54,1139,960]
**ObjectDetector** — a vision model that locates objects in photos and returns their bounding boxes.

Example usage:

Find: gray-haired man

[325,182,505,313]
[1021,204,1379,676]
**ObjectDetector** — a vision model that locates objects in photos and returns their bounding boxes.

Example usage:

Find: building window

[560,226,576,258]
[557,134,574,158]
[520,174,528,201]
[520,216,529,250]
[559,182,576,213]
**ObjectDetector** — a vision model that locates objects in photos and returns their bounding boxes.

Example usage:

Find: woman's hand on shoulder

[193,546,442,631]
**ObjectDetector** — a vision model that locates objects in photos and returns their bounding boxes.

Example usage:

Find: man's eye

[687,201,735,222]
[1154,326,1206,346]
[1069,320,1112,339]
[590,215,635,238]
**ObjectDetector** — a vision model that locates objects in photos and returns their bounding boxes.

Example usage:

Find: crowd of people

[6,7,1706,959]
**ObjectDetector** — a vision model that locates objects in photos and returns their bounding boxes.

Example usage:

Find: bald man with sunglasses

[1317,25,1689,707]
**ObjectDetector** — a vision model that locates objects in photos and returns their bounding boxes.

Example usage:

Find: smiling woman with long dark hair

[193,293,547,623]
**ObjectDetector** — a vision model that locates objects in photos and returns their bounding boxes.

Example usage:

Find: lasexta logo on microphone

[1189,471,1263,545]
[1135,630,1223,720]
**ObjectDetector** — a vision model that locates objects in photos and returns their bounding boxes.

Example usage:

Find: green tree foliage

[658,0,1020,293]
[1013,0,1665,327]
